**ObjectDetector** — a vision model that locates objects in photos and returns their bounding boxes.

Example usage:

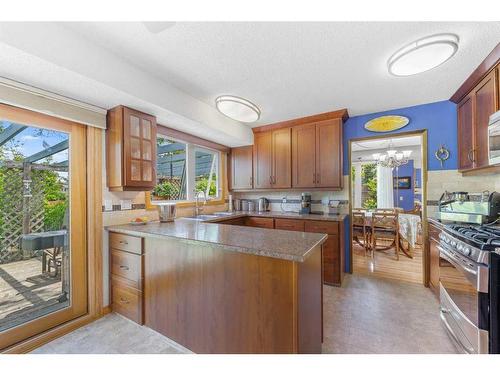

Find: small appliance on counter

[300,192,312,214]
[234,198,241,211]
[157,202,176,222]
[241,200,249,211]
[248,201,255,212]
[258,197,270,212]
[436,191,500,224]
[228,194,233,212]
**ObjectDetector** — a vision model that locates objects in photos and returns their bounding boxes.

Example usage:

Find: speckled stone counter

[211,211,347,222]
[107,218,327,262]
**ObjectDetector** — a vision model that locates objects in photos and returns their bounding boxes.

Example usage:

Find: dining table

[362,211,421,258]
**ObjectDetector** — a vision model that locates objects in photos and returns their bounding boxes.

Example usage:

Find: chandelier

[372,140,412,169]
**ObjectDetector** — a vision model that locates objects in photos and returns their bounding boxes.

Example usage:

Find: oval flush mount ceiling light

[215,95,261,123]
[388,34,459,76]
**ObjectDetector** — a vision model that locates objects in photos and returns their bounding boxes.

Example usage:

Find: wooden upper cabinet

[253,131,273,189]
[272,128,292,188]
[457,94,475,170]
[107,105,157,191]
[291,119,343,189]
[292,125,316,188]
[315,119,342,188]
[229,146,253,190]
[473,69,498,168]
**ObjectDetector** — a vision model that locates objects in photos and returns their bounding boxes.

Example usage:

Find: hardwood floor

[353,240,424,284]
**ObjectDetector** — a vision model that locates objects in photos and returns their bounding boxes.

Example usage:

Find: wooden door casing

[473,69,498,168]
[271,128,292,188]
[230,146,253,190]
[315,119,342,188]
[253,132,273,189]
[292,124,316,188]
[457,94,475,170]
[0,105,88,350]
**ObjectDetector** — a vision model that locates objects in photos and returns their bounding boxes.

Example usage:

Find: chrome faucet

[194,190,207,216]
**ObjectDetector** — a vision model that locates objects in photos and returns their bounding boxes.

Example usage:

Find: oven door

[438,244,489,354]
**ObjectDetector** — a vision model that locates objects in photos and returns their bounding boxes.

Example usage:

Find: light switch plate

[120,199,132,210]
[104,199,113,211]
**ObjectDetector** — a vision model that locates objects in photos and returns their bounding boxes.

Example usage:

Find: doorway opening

[348,131,427,285]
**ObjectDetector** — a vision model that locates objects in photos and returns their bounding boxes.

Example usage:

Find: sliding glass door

[0,104,87,350]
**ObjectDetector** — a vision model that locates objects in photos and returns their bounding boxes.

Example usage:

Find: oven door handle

[440,308,476,354]
[438,245,477,276]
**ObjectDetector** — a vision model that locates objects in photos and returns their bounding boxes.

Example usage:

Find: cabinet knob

[119,297,130,304]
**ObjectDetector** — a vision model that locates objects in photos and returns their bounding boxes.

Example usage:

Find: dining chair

[370,212,400,260]
[352,211,370,256]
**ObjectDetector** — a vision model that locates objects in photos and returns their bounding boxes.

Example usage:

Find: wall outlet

[104,199,113,211]
[282,197,287,204]
[120,199,132,210]
[400,196,403,201]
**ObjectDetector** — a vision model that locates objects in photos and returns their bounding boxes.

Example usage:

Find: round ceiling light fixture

[215,95,261,123]
[388,34,459,76]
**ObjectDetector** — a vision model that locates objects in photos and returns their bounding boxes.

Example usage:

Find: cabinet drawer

[111,277,143,324]
[109,232,143,254]
[245,217,274,229]
[304,221,338,235]
[111,249,143,289]
[274,218,305,232]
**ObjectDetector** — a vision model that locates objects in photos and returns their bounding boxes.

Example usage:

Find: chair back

[375,208,396,213]
[352,211,366,227]
[371,212,398,231]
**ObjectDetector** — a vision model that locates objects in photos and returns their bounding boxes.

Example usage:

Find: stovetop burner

[445,224,500,251]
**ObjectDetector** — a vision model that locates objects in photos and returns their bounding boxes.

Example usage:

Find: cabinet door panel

[315,119,342,188]
[474,70,498,168]
[230,146,253,190]
[457,94,475,170]
[272,128,291,188]
[253,132,273,189]
[292,125,316,188]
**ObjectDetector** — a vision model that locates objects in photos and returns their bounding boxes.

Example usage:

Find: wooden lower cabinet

[109,232,144,324]
[220,216,344,286]
[244,216,275,229]
[144,237,322,353]
[304,221,344,286]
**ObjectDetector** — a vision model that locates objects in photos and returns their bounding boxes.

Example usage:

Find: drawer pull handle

[119,297,130,304]
[119,240,129,245]
[119,265,129,270]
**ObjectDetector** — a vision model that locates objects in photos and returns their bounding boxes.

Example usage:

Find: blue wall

[343,100,457,274]
[393,160,414,211]
[343,100,458,175]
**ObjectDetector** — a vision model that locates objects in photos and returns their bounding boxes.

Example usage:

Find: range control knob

[463,247,472,256]
[450,240,457,247]
[457,243,464,252]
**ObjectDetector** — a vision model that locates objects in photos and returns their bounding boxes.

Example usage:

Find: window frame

[146,133,225,209]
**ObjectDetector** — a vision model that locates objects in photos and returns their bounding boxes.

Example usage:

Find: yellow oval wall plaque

[364,115,409,133]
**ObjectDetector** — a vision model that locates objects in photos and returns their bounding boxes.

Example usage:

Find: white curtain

[376,165,394,209]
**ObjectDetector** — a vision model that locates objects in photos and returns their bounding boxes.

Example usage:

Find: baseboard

[102,305,112,315]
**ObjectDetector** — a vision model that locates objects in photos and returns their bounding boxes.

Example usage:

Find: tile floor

[32,274,458,354]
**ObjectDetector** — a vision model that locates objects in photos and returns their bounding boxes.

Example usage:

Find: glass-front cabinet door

[0,104,87,350]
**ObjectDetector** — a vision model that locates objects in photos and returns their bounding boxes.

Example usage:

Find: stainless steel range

[438,223,500,354]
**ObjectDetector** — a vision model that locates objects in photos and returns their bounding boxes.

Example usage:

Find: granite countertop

[107,217,328,262]
[208,210,348,222]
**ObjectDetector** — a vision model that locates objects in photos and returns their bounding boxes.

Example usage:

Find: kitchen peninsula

[107,213,331,354]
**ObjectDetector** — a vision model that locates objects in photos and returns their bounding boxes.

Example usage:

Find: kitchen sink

[183,214,219,221]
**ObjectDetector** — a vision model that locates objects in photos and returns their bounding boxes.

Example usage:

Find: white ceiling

[63,22,500,126]
[351,135,422,151]
[0,22,499,147]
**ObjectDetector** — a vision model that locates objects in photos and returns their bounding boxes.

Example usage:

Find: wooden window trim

[157,124,230,153]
